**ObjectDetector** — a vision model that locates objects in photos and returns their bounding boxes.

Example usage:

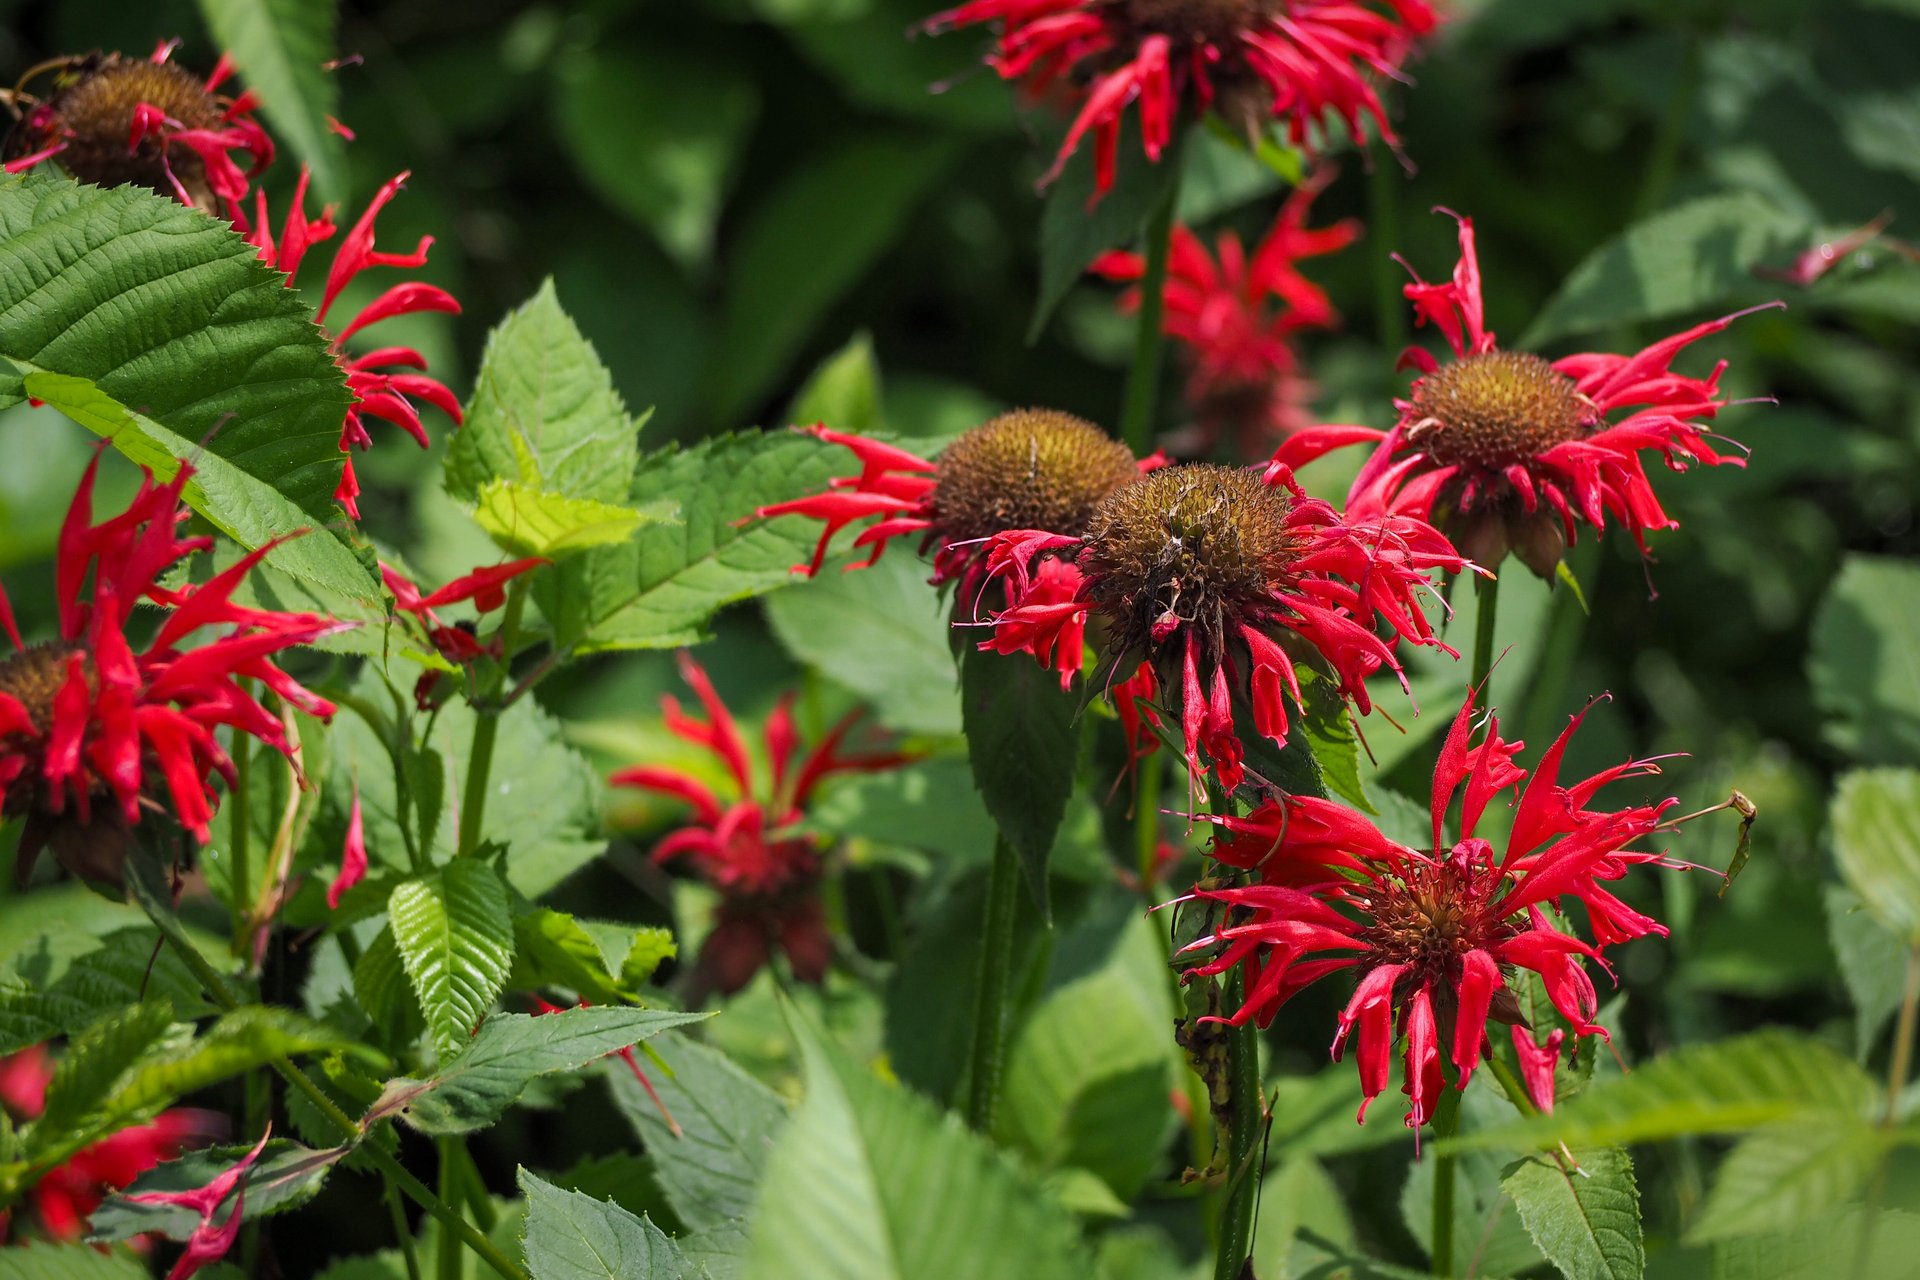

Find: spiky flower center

[10,55,222,196]
[1122,0,1271,42]
[931,409,1141,546]
[0,643,80,735]
[1079,464,1296,657]
[1358,865,1515,990]
[1407,351,1594,471]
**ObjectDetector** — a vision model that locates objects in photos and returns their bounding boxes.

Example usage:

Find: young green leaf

[1830,768,1920,941]
[518,1168,704,1280]
[617,928,678,990]
[29,1003,177,1156]
[196,0,348,203]
[511,908,636,1007]
[960,648,1081,911]
[471,480,677,560]
[388,861,517,1059]
[1502,1147,1645,1280]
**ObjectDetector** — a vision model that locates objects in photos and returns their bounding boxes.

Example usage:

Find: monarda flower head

[610,653,912,997]
[926,0,1440,200]
[3,42,273,217]
[978,461,1467,791]
[1095,170,1359,459]
[1273,210,1775,578]
[756,409,1158,605]
[1180,692,1691,1132]
[0,455,343,884]
[244,170,463,518]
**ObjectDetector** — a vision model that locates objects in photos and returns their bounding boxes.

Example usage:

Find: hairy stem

[436,1138,465,1280]
[386,1175,425,1280]
[1470,572,1501,702]
[1212,965,1262,1280]
[457,580,529,857]
[1430,1086,1464,1278]
[1119,158,1183,456]
[965,834,1021,1132]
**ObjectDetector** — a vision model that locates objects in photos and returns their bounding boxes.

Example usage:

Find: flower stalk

[458,578,530,857]
[1120,155,1182,456]
[1471,572,1500,700]
[1213,965,1261,1280]
[1429,1086,1463,1277]
[965,834,1022,1132]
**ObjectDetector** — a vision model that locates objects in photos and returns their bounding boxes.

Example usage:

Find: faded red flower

[1095,170,1360,458]
[0,455,343,884]
[610,653,911,996]
[755,409,1162,606]
[3,41,273,217]
[0,1045,219,1244]
[1179,693,1688,1133]
[123,1128,270,1279]
[245,171,463,517]
[1273,210,1773,578]
[976,461,1467,792]
[926,0,1439,200]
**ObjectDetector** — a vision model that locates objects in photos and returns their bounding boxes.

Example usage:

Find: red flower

[0,1045,219,1244]
[976,462,1468,793]
[0,455,343,883]
[1179,693,1685,1132]
[327,780,367,909]
[926,0,1439,200]
[3,42,273,218]
[245,171,463,518]
[1095,170,1360,458]
[609,653,911,995]
[1272,210,1774,577]
[123,1128,270,1279]
[379,557,546,688]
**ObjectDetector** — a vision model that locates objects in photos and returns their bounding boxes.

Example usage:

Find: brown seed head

[931,409,1140,546]
[0,642,80,735]
[1357,866,1514,991]
[1406,351,1596,471]
[6,54,224,203]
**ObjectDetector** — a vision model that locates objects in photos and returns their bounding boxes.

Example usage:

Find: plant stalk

[436,1138,466,1280]
[965,834,1021,1132]
[386,1175,426,1280]
[1470,573,1501,703]
[457,581,529,857]
[1119,159,1183,456]
[229,727,252,956]
[1430,1086,1464,1278]
[1212,965,1262,1280]
[1883,943,1920,1125]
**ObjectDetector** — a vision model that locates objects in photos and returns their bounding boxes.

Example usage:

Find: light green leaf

[472,479,677,559]
[1810,556,1920,767]
[0,1243,147,1279]
[30,1003,177,1155]
[196,0,347,204]
[518,1168,703,1280]
[1502,1147,1644,1280]
[1686,1120,1892,1242]
[0,927,213,1055]
[742,1001,1093,1280]
[808,757,996,865]
[618,928,678,990]
[787,332,884,436]
[961,648,1080,911]
[1710,1206,1920,1280]
[371,1007,708,1136]
[1826,885,1911,1058]
[1831,768,1920,942]
[512,908,636,1007]
[388,861,516,1059]
[89,1138,345,1242]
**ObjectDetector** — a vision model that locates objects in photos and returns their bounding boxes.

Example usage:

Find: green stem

[1135,750,1164,894]
[1883,944,1920,1125]
[229,727,252,956]
[1470,573,1501,702]
[1485,1052,1538,1118]
[386,1175,425,1280]
[1212,965,1262,1280]
[1369,144,1407,380]
[1430,1087,1464,1278]
[965,834,1021,1132]
[457,581,529,857]
[436,1138,466,1280]
[1119,158,1183,456]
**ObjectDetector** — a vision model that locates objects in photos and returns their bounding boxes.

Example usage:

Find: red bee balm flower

[926,0,1440,199]
[1095,170,1360,458]
[3,42,273,217]
[1272,210,1775,577]
[245,170,463,518]
[0,456,343,884]
[1181,693,1687,1131]
[978,462,1467,791]
[610,653,911,996]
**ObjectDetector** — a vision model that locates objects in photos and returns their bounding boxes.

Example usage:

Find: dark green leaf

[30,1003,176,1154]
[960,648,1081,909]
[1502,1147,1645,1280]
[196,0,347,203]
[388,860,516,1059]
[518,1168,704,1280]
[0,927,213,1055]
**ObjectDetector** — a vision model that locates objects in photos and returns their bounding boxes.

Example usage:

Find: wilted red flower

[123,1128,270,1279]
[1179,692,1687,1133]
[1272,210,1773,578]
[1095,170,1360,458]
[610,653,911,996]
[976,462,1467,792]
[756,409,1161,606]
[0,1045,219,1244]
[245,170,463,517]
[3,41,273,217]
[926,0,1439,200]
[0,455,343,884]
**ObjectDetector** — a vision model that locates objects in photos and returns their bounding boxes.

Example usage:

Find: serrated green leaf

[352,925,423,1050]
[518,1168,703,1280]
[89,1138,345,1243]
[389,861,516,1059]
[1831,768,1920,942]
[372,1007,708,1135]
[1502,1147,1644,1280]
[1826,885,1911,1059]
[0,1243,146,1279]
[742,1001,1094,1280]
[1810,556,1920,767]
[0,174,354,522]
[960,648,1080,911]
[30,1003,177,1156]
[196,0,347,204]
[512,909,633,1006]
[1710,1206,1920,1280]
[618,928,678,990]
[472,479,676,559]
[0,927,213,1055]
[1686,1120,1892,1243]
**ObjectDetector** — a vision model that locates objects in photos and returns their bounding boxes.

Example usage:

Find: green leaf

[787,333,884,436]
[1521,192,1803,346]
[512,908,635,1006]
[1831,768,1920,942]
[605,1032,788,1231]
[765,547,960,736]
[0,927,213,1055]
[352,925,423,1050]
[472,479,677,559]
[679,1222,749,1280]
[518,1168,703,1280]
[30,1003,176,1154]
[1686,1120,1893,1243]
[1400,1084,1546,1276]
[370,1007,708,1135]
[196,0,347,204]
[388,861,517,1059]
[448,280,638,505]
[1826,886,1911,1058]
[960,648,1080,910]
[0,1244,146,1279]
[1810,556,1920,767]
[553,43,758,270]
[709,136,954,421]
[742,1001,1094,1280]
[775,0,1014,133]
[1710,1207,1920,1280]
[0,174,354,522]
[618,928,678,990]
[1502,1147,1645,1280]
[1441,1031,1878,1153]
[89,1138,345,1242]
[808,757,997,866]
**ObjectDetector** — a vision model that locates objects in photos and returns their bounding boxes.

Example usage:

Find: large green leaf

[0,927,212,1055]
[960,648,1080,908]
[742,1002,1093,1280]
[30,1003,177,1155]
[1831,768,1920,942]
[1709,1207,1920,1280]
[89,1138,345,1242]
[0,174,354,522]
[196,0,348,204]
[0,1245,146,1280]
[518,1169,703,1280]
[1685,1120,1893,1243]
[1810,556,1920,767]
[370,1007,707,1136]
[1826,885,1910,1058]
[388,860,516,1059]
[1502,1147,1645,1280]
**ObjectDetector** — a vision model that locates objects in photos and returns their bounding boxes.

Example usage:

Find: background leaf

[960,648,1080,907]
[1830,768,1920,941]
[1810,556,1920,767]
[196,0,347,204]
[518,1168,703,1280]
[1502,1147,1645,1280]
